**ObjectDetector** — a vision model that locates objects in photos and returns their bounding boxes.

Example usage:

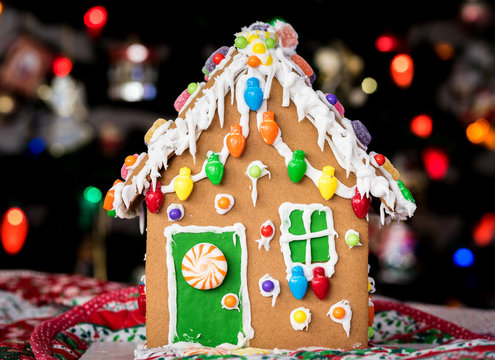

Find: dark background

[1,1,494,309]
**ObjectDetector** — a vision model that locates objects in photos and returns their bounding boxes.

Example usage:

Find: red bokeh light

[52,56,72,77]
[390,54,414,88]
[375,34,398,52]
[410,114,433,138]
[422,147,449,180]
[84,6,107,30]
[473,213,495,247]
[1,207,28,255]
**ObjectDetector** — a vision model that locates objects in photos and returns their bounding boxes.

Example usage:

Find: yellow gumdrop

[247,34,259,43]
[264,55,273,66]
[253,42,266,54]
[174,167,194,201]
[383,158,400,180]
[144,118,167,144]
[293,310,307,324]
[318,166,338,200]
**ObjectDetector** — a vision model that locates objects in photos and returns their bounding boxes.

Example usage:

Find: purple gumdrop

[352,120,372,147]
[169,208,182,221]
[205,46,230,73]
[325,93,338,105]
[249,22,270,31]
[309,73,316,85]
[262,280,275,293]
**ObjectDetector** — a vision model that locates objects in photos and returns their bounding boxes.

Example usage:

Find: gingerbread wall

[145,79,369,350]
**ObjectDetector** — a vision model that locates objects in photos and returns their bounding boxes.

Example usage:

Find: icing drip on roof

[111,21,416,224]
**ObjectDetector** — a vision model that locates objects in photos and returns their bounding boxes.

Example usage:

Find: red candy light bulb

[311,266,330,300]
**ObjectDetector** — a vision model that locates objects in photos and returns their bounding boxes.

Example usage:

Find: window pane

[311,235,330,262]
[289,240,306,263]
[310,210,327,233]
[288,210,306,235]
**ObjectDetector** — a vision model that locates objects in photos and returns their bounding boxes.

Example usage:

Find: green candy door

[164,223,253,348]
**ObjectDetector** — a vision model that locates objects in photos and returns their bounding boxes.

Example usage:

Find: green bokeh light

[84,186,102,204]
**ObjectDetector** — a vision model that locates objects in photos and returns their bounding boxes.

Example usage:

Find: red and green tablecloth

[1,270,495,360]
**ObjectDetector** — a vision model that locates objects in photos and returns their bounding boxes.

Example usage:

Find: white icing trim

[164,223,253,348]
[245,160,271,206]
[278,202,338,282]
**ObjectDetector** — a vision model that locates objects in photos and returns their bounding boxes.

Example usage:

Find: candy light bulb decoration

[259,111,279,144]
[244,77,263,111]
[318,166,338,200]
[289,265,307,300]
[145,182,164,213]
[352,188,371,218]
[226,124,246,158]
[287,150,307,183]
[174,167,194,201]
[311,266,330,300]
[205,152,224,185]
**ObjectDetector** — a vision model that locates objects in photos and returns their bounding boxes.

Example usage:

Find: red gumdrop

[260,224,273,237]
[374,154,385,166]
[352,188,371,218]
[213,53,225,65]
[311,266,330,300]
[145,183,164,213]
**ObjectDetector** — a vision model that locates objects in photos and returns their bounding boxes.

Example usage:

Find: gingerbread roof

[105,20,416,225]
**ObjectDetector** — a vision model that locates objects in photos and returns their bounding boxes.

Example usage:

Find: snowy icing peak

[106,20,416,225]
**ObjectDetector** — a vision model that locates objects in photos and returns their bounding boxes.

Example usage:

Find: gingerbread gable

[105,20,416,353]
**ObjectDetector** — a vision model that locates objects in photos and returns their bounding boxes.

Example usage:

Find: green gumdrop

[249,165,262,178]
[346,233,360,247]
[397,180,415,203]
[287,150,307,183]
[107,209,116,218]
[187,82,198,95]
[205,153,224,185]
[202,66,210,76]
[235,36,248,49]
[265,38,276,49]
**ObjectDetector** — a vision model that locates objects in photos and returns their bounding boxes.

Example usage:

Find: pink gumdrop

[276,23,298,49]
[121,163,128,180]
[334,101,345,117]
[174,89,191,112]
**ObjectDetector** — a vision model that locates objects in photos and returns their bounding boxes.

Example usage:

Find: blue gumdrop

[244,77,263,111]
[325,93,338,105]
[289,265,308,300]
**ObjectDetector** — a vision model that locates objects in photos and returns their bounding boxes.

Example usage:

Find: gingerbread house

[104,20,416,353]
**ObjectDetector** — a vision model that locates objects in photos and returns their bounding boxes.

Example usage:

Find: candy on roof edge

[105,20,416,225]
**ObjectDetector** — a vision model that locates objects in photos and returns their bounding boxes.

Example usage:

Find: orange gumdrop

[103,189,115,211]
[260,111,279,145]
[224,295,237,308]
[125,155,137,167]
[226,124,246,158]
[218,197,230,209]
[113,179,123,187]
[333,307,346,319]
[248,55,261,68]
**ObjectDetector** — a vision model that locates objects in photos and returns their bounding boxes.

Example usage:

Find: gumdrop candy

[334,101,345,117]
[205,46,229,73]
[325,93,338,105]
[352,120,372,147]
[291,54,315,85]
[144,118,167,145]
[273,20,298,51]
[174,89,190,112]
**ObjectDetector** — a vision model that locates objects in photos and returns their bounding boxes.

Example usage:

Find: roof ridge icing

[108,20,416,226]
